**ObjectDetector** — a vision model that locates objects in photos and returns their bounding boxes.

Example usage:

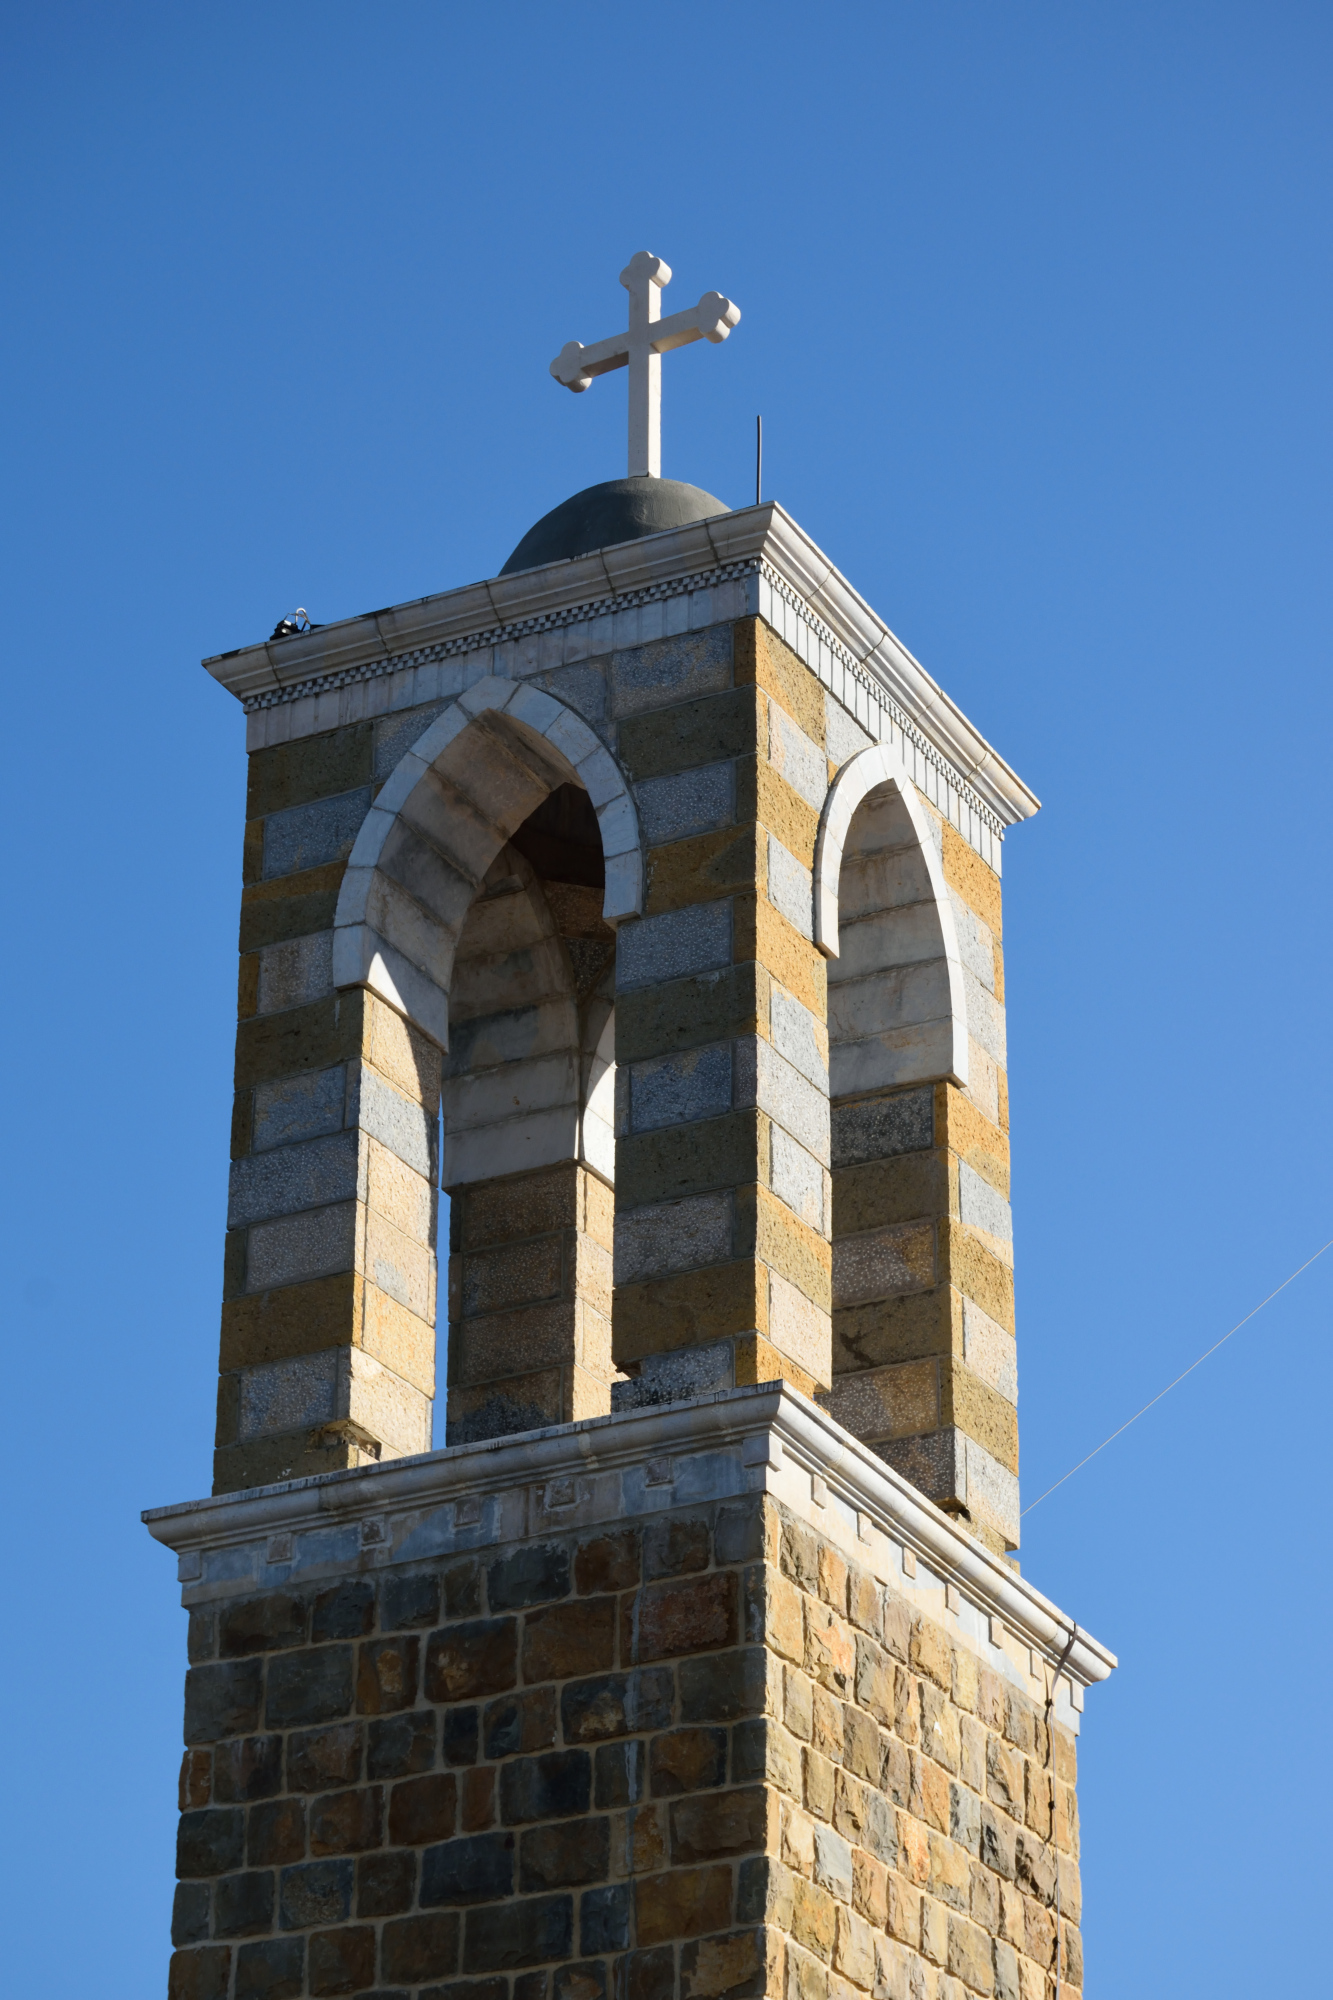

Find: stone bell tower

[147,255,1114,2000]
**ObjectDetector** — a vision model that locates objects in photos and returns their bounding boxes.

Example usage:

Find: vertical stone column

[445,1160,616,1442]
[220,720,441,1493]
[612,619,833,1403]
[825,827,1019,1552]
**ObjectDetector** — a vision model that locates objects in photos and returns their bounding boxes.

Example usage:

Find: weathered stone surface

[184,1661,263,1745]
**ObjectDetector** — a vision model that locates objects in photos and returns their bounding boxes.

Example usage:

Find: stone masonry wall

[168,1489,1080,2000]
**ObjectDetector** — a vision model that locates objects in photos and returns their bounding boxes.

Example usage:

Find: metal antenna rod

[756,414,763,506]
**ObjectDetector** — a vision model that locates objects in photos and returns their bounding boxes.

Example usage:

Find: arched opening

[816,744,971,1480]
[331,677,642,1447]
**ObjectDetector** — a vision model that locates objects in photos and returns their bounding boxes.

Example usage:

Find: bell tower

[147,253,1114,2000]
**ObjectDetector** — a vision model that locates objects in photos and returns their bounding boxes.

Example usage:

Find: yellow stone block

[752,1183,832,1304]
[359,1281,436,1397]
[943,1365,1019,1473]
[733,616,827,747]
[734,1335,818,1405]
[936,1084,1010,1200]
[739,757,820,866]
[220,1271,361,1371]
[366,990,442,1102]
[735,895,827,1016]
[831,1286,956,1374]
[938,1219,1014,1333]
[237,953,259,1021]
[366,1138,434,1245]
[941,819,1002,936]
[613,1260,766,1362]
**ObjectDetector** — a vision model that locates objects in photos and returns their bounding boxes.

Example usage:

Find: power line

[1022,1236,1333,1516]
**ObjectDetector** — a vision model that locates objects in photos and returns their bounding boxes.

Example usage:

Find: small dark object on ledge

[269,606,316,641]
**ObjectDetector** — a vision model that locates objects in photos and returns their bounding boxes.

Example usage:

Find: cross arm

[550,291,741,393]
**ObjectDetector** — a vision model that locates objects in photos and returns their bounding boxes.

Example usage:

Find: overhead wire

[1021,1235,1333,1517]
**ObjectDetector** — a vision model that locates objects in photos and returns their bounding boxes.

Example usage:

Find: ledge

[203,503,1039,832]
[144,1383,1113,1695]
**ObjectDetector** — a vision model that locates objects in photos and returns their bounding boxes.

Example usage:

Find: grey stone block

[172,1882,211,1946]
[535,663,608,725]
[630,1043,732,1132]
[769,704,828,812]
[184,1660,263,1744]
[613,1191,734,1285]
[636,762,735,846]
[351,1064,434,1177]
[263,787,372,880]
[245,1201,358,1292]
[375,702,449,780]
[830,1088,933,1168]
[873,1427,964,1507]
[265,1646,354,1730]
[963,966,1007,1065]
[958,1161,1012,1245]
[252,1066,347,1153]
[611,1341,734,1411]
[616,901,732,990]
[767,834,813,939]
[769,984,828,1090]
[813,1824,853,1900]
[279,1859,354,1929]
[825,692,874,769]
[228,1131,361,1229]
[610,626,732,718]
[238,1352,339,1441]
[740,1039,830,1163]
[770,1127,825,1231]
[256,931,333,1016]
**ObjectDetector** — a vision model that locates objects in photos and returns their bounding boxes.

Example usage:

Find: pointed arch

[332,676,642,1049]
[815,742,969,1091]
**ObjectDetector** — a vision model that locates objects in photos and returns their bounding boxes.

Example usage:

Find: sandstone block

[634,1865,734,1946]
[636,1573,738,1660]
[239,862,344,955]
[734,620,826,744]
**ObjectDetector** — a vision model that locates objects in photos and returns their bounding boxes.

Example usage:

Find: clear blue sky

[2,3,1329,1991]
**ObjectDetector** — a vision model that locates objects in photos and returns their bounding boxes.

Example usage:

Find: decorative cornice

[204,504,1039,834]
[143,1383,1113,1694]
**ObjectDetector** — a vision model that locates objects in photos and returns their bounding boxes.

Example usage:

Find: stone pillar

[445,1161,616,1442]
[222,716,441,1492]
[823,824,1019,1554]
[612,619,833,1405]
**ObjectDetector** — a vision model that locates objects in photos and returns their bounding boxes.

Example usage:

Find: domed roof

[501,476,729,575]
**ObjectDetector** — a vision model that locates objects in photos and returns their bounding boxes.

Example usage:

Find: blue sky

[1,3,1329,1991]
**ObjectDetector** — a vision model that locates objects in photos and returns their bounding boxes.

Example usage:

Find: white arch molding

[332,676,643,1049]
[814,741,970,1092]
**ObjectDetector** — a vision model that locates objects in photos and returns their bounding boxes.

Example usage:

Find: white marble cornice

[143,1383,1113,1697]
[203,503,1039,833]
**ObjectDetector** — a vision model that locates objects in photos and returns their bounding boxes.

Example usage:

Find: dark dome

[501,476,729,574]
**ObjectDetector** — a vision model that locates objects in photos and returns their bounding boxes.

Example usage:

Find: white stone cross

[550,252,741,479]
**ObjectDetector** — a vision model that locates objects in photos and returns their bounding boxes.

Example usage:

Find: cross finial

[551,253,741,479]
